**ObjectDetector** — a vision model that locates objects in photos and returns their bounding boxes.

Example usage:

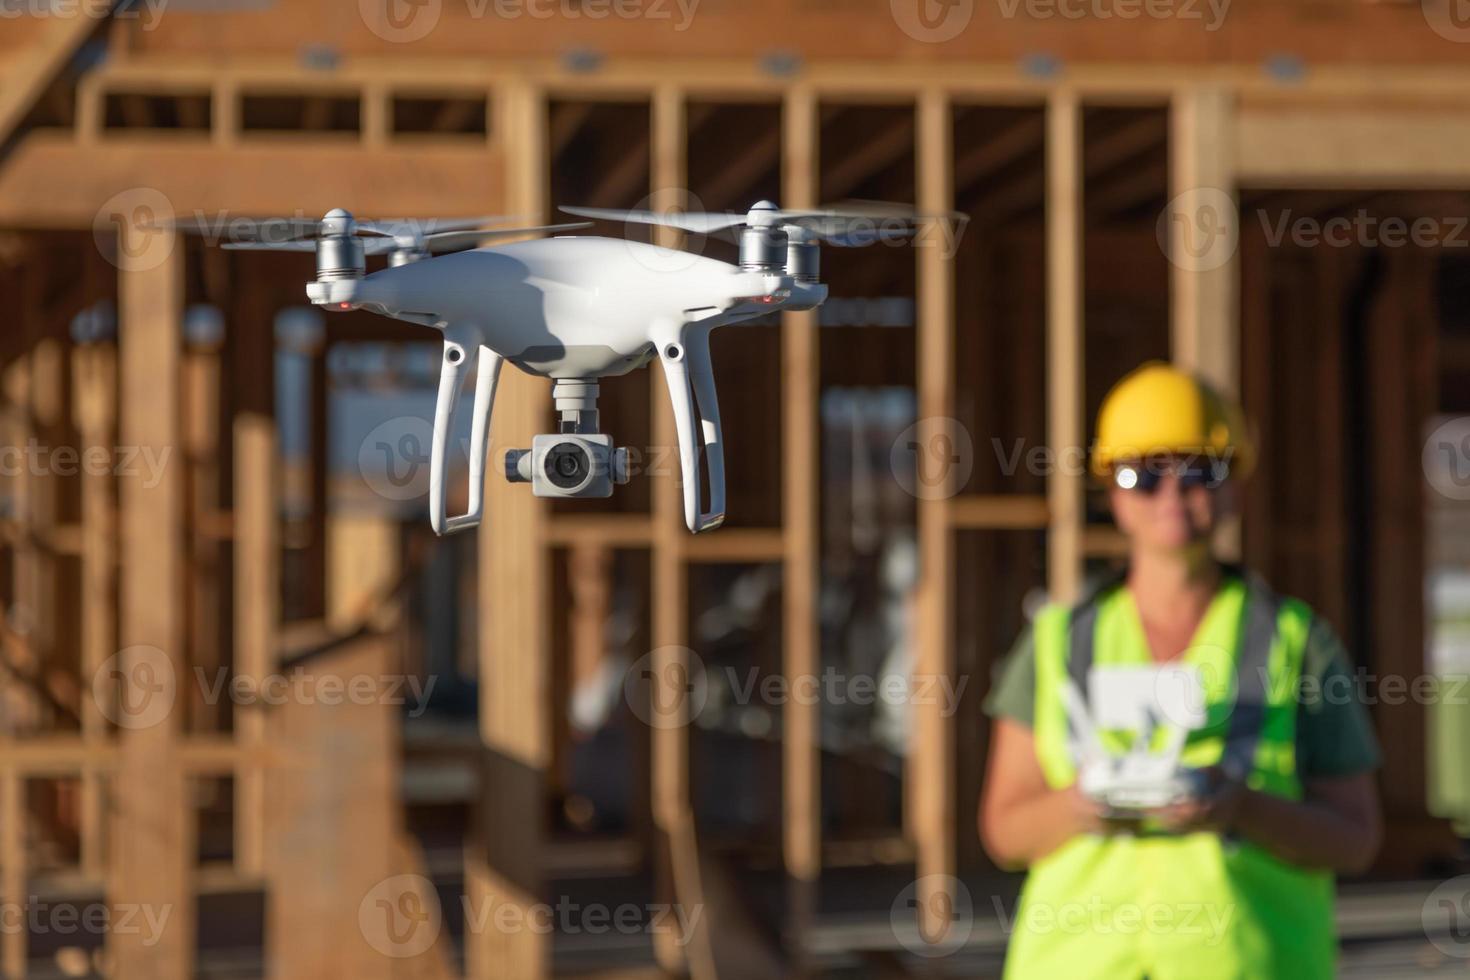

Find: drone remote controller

[1064,676,1209,813]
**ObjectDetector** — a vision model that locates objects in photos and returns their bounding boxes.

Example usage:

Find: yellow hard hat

[1091,362,1254,479]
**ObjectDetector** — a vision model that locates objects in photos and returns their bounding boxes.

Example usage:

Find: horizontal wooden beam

[948,494,1049,530]
[111,2,1470,71]
[1237,106,1470,187]
[684,526,785,564]
[545,513,655,547]
[0,736,268,774]
[52,56,1470,107]
[1083,525,1129,558]
[0,133,505,226]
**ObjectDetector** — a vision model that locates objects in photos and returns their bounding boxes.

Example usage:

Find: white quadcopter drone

[178,202,944,535]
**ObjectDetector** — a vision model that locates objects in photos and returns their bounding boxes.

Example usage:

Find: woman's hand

[1062,782,1118,836]
[1147,767,1246,834]
[981,720,1136,867]
[1145,768,1381,873]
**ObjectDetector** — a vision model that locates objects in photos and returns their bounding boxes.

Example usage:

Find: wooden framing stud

[71,340,118,879]
[780,84,821,973]
[112,223,194,980]
[0,766,24,979]
[465,78,550,980]
[1169,86,1241,559]
[1045,91,1085,604]
[1169,86,1237,392]
[911,85,959,947]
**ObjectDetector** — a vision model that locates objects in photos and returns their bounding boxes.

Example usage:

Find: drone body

[312,236,811,378]
[190,201,946,536]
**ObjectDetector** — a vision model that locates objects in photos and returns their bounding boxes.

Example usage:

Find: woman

[980,362,1382,979]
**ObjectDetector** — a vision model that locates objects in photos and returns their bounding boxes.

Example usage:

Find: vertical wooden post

[781,83,822,968]
[1,766,24,979]
[268,635,400,980]
[1046,92,1084,604]
[465,79,550,980]
[211,78,238,149]
[184,331,224,733]
[26,319,63,728]
[1169,86,1237,392]
[567,542,612,714]
[1170,87,1241,559]
[0,347,31,737]
[912,86,958,942]
[72,340,118,878]
[326,514,400,632]
[647,83,720,980]
[113,225,193,980]
[232,282,278,878]
[363,82,390,149]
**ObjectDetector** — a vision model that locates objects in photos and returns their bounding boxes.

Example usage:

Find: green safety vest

[1003,573,1336,980]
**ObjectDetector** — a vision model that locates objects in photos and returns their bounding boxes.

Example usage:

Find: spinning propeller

[560,199,942,242]
[561,199,957,278]
[159,208,591,257]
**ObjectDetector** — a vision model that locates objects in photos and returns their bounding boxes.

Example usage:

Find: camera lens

[544,442,592,491]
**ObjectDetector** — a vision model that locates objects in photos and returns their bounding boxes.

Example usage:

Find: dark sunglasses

[1113,457,1230,493]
